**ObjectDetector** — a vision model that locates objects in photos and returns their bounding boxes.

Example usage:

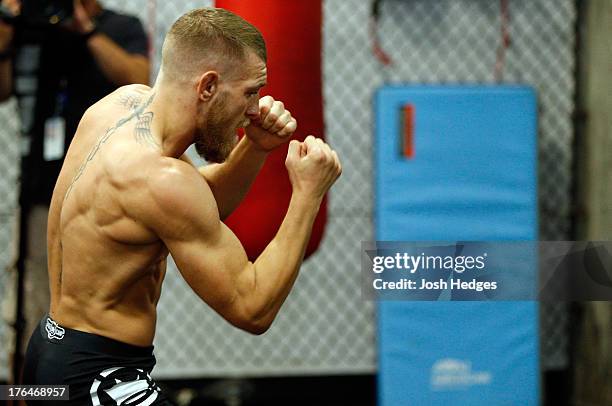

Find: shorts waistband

[40,315,154,358]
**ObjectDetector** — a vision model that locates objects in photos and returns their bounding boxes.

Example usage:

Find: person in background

[0,0,149,383]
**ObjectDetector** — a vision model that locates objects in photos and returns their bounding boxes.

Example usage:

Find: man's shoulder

[130,157,220,236]
[83,85,152,117]
[108,84,152,100]
[146,158,209,205]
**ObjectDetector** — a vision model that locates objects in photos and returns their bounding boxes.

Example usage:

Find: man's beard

[194,95,238,163]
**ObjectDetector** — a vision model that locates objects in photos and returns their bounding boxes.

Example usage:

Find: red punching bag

[216,0,327,261]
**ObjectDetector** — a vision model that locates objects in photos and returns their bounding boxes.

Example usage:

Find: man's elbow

[242,322,270,336]
[129,57,150,85]
[0,89,12,103]
[234,313,272,335]
[118,70,149,87]
[228,302,274,335]
[112,59,149,86]
[130,69,150,86]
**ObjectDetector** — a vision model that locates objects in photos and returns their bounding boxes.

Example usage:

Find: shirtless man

[22,8,341,405]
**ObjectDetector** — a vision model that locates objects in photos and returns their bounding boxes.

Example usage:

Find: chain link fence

[365,0,575,371]
[0,0,575,380]
[0,98,21,381]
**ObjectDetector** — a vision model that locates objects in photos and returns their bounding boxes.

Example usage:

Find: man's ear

[196,71,219,101]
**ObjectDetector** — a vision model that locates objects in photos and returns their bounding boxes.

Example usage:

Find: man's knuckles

[312,149,337,168]
[265,112,279,123]
[260,95,274,106]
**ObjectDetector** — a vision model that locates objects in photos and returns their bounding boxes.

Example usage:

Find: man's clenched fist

[285,135,342,200]
[246,96,297,152]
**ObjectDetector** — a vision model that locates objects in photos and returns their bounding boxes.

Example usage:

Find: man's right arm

[0,58,12,102]
[0,0,19,101]
[138,136,341,334]
[0,20,14,101]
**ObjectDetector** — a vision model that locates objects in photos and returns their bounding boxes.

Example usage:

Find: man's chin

[200,152,227,164]
[199,145,234,164]
[195,133,237,163]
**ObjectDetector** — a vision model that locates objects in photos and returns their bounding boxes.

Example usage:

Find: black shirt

[13,9,148,204]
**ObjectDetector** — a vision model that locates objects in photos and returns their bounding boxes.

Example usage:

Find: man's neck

[149,81,196,159]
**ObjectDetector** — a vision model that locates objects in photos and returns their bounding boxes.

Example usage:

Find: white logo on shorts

[90,366,161,406]
[45,318,65,340]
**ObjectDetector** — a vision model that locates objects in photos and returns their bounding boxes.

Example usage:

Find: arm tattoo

[64,92,156,200]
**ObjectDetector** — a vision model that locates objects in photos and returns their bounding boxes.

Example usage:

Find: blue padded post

[375,86,539,406]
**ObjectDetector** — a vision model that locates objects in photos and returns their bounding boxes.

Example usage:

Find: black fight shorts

[22,315,175,405]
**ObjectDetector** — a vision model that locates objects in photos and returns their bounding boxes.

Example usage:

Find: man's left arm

[86,33,149,85]
[185,96,297,220]
[73,0,149,85]
[196,137,268,220]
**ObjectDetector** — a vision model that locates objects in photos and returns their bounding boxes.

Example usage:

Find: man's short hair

[161,8,267,81]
